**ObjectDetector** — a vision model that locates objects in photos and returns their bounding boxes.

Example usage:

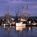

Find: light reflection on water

[0,25,37,37]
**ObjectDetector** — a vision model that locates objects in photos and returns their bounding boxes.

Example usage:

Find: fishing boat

[16,6,28,27]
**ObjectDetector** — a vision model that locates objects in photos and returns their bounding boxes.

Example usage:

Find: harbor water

[0,25,37,37]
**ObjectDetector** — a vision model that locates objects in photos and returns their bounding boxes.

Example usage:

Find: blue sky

[0,0,37,16]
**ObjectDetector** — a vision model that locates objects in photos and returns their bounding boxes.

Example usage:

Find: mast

[7,6,10,16]
[20,10,21,17]
[7,6,10,22]
[26,6,28,20]
[22,6,24,18]
[18,8,19,16]
[15,10,18,17]
[15,7,19,17]
[20,10,22,19]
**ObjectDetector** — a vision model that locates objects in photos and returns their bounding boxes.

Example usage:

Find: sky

[0,0,37,16]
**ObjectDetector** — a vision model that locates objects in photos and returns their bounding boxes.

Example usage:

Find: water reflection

[0,25,37,37]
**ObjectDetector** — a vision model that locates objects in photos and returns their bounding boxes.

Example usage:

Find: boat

[16,6,28,27]
[10,18,16,26]
[1,23,10,28]
[32,20,37,25]
[16,18,27,28]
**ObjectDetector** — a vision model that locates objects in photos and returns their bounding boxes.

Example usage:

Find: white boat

[16,22,23,27]
[16,18,27,31]
[16,18,27,27]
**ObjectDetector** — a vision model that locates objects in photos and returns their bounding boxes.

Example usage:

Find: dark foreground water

[0,25,37,37]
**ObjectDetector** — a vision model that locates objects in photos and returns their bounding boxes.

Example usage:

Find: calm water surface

[0,25,37,37]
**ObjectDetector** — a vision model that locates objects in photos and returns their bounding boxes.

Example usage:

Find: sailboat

[1,6,10,26]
